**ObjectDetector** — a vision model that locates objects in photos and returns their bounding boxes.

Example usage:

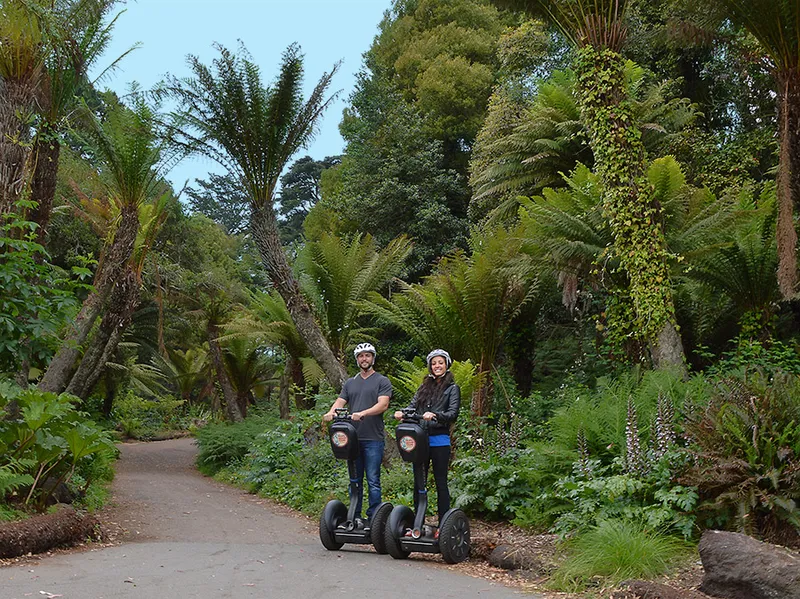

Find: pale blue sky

[95,0,393,189]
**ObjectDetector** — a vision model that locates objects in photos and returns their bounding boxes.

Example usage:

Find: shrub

[195,416,274,476]
[111,390,185,440]
[682,373,800,543]
[550,518,689,591]
[549,453,698,539]
[0,383,116,512]
[451,448,535,520]
[547,368,709,459]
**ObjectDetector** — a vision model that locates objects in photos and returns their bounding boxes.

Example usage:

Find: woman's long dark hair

[415,370,454,408]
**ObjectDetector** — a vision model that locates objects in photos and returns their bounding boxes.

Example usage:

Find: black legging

[413,445,451,523]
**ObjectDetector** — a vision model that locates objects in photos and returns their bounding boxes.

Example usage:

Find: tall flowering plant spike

[624,395,647,476]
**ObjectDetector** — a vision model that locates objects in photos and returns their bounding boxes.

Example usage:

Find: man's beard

[359,361,373,371]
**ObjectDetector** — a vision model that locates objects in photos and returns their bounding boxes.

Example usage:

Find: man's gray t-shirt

[340,372,392,441]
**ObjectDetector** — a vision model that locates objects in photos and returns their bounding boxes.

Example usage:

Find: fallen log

[0,504,99,558]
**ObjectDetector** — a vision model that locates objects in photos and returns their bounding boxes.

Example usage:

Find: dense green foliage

[0,383,116,512]
[4,0,800,589]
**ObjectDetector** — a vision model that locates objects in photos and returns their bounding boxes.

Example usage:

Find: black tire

[439,509,470,564]
[319,500,346,550]
[370,502,393,554]
[384,505,413,560]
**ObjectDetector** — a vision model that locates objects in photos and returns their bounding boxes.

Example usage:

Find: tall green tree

[329,0,516,276]
[166,43,348,389]
[365,227,538,416]
[39,97,172,393]
[714,0,800,299]
[276,155,339,244]
[495,0,686,370]
[185,172,250,236]
[0,0,45,213]
[28,0,128,247]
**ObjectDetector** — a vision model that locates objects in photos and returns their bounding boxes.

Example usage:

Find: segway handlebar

[333,407,352,421]
[399,406,437,424]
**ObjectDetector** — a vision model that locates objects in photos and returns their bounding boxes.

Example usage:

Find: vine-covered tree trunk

[207,322,242,422]
[776,68,800,300]
[39,205,140,393]
[28,133,60,248]
[575,45,685,371]
[250,206,347,389]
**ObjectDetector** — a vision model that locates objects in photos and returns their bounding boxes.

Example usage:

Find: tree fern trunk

[28,133,60,249]
[39,205,140,393]
[207,322,242,422]
[289,355,310,410]
[575,45,685,371]
[278,361,290,420]
[471,359,493,418]
[776,68,800,300]
[0,78,35,214]
[66,267,139,399]
[250,205,346,389]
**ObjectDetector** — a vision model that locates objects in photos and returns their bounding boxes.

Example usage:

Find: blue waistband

[429,434,451,447]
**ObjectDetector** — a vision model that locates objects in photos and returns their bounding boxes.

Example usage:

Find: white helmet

[426,349,452,368]
[353,342,377,359]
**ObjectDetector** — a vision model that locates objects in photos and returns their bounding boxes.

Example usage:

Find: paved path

[2,438,531,598]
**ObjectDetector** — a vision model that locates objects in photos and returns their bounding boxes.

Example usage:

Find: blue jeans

[353,440,384,520]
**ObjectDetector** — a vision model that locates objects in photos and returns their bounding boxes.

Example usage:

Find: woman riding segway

[385,349,470,563]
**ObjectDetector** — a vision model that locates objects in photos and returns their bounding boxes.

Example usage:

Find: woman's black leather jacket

[407,382,461,436]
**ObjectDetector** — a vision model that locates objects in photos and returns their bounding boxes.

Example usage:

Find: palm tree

[164,43,347,389]
[65,191,171,399]
[188,278,244,422]
[0,0,45,213]
[159,347,210,404]
[714,1,800,299]
[28,0,133,247]
[39,97,173,393]
[517,156,755,356]
[492,0,685,371]
[365,227,539,417]
[224,290,316,412]
[470,65,696,224]
[222,336,278,418]
[297,232,412,361]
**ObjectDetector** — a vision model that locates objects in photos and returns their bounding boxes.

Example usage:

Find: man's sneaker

[403,528,414,537]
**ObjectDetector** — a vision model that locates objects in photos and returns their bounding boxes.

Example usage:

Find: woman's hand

[393,410,403,420]
[422,411,437,421]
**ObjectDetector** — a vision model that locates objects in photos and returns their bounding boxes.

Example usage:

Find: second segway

[384,408,470,563]
[319,408,392,552]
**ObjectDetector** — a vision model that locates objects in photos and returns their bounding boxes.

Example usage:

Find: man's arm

[354,394,390,420]
[323,397,347,422]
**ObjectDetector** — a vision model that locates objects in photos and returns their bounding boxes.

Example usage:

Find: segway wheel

[439,509,470,564]
[384,505,413,559]
[369,502,393,555]
[319,499,346,550]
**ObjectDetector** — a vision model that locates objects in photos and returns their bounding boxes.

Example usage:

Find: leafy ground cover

[194,363,800,593]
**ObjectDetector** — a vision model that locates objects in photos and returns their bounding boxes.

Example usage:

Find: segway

[384,407,470,563]
[319,408,392,552]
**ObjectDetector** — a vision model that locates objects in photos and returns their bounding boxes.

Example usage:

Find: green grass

[550,518,691,592]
